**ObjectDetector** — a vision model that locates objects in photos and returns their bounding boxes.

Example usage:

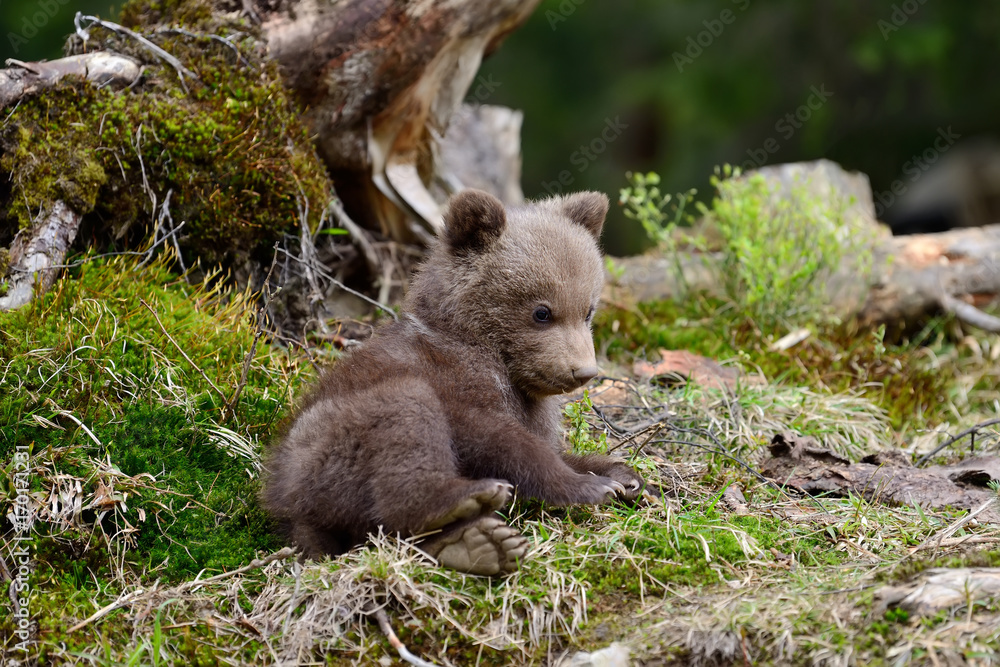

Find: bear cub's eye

[533,306,552,324]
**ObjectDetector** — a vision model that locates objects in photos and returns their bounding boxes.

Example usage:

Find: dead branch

[75,13,197,88]
[224,250,281,420]
[370,605,440,667]
[607,161,1000,334]
[939,293,1000,333]
[0,52,140,107]
[329,195,381,277]
[0,200,82,310]
[915,417,1000,466]
[171,547,296,593]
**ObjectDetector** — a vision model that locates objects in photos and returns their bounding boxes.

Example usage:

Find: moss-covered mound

[0,254,314,582]
[0,4,331,267]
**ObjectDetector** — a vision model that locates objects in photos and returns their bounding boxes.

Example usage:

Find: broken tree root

[0,200,82,311]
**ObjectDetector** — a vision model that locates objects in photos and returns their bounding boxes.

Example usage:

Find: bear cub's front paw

[604,463,645,502]
[573,473,629,505]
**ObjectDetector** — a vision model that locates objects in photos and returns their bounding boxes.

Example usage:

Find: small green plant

[700,164,873,332]
[564,391,608,455]
[620,172,698,296]
[622,165,873,334]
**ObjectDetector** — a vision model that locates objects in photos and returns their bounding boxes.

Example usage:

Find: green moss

[0,18,331,267]
[595,299,952,432]
[119,0,217,31]
[0,256,307,586]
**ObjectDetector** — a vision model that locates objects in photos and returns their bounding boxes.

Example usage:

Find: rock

[752,159,884,232]
[567,642,631,667]
[874,568,1000,616]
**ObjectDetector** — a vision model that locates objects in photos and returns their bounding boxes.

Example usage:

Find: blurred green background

[3,0,998,254]
[2,0,118,61]
[479,0,1000,253]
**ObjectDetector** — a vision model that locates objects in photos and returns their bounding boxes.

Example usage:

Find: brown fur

[261,189,644,573]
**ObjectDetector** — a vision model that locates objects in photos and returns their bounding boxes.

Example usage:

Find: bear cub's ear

[559,191,609,241]
[444,189,507,253]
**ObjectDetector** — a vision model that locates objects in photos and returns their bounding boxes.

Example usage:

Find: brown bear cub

[261,189,644,575]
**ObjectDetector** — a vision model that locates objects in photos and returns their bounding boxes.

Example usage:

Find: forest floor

[2,253,1000,666]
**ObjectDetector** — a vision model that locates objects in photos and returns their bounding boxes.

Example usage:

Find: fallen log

[0,52,140,108]
[607,161,1000,333]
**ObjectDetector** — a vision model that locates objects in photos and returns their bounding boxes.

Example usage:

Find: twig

[5,58,40,74]
[224,248,280,419]
[137,192,187,270]
[125,123,160,235]
[140,298,227,401]
[328,195,381,276]
[933,535,1000,548]
[371,606,440,667]
[940,293,1000,334]
[3,99,21,125]
[68,589,146,633]
[241,0,261,23]
[155,27,253,67]
[915,417,1000,466]
[904,497,997,559]
[275,247,397,319]
[160,189,186,274]
[75,13,197,92]
[173,547,295,593]
[653,438,774,487]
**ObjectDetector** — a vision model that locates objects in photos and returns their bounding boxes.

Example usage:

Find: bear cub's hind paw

[423,480,513,532]
[422,515,528,576]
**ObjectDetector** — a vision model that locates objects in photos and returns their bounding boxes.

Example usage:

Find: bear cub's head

[407,189,609,398]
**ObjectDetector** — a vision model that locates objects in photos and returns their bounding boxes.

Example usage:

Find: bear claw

[424,515,528,576]
[423,480,513,531]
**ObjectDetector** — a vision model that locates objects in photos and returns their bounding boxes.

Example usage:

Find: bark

[256,0,540,241]
[861,225,1000,331]
[761,432,1000,524]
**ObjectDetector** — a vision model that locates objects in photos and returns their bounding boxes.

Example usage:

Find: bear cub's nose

[572,366,599,384]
